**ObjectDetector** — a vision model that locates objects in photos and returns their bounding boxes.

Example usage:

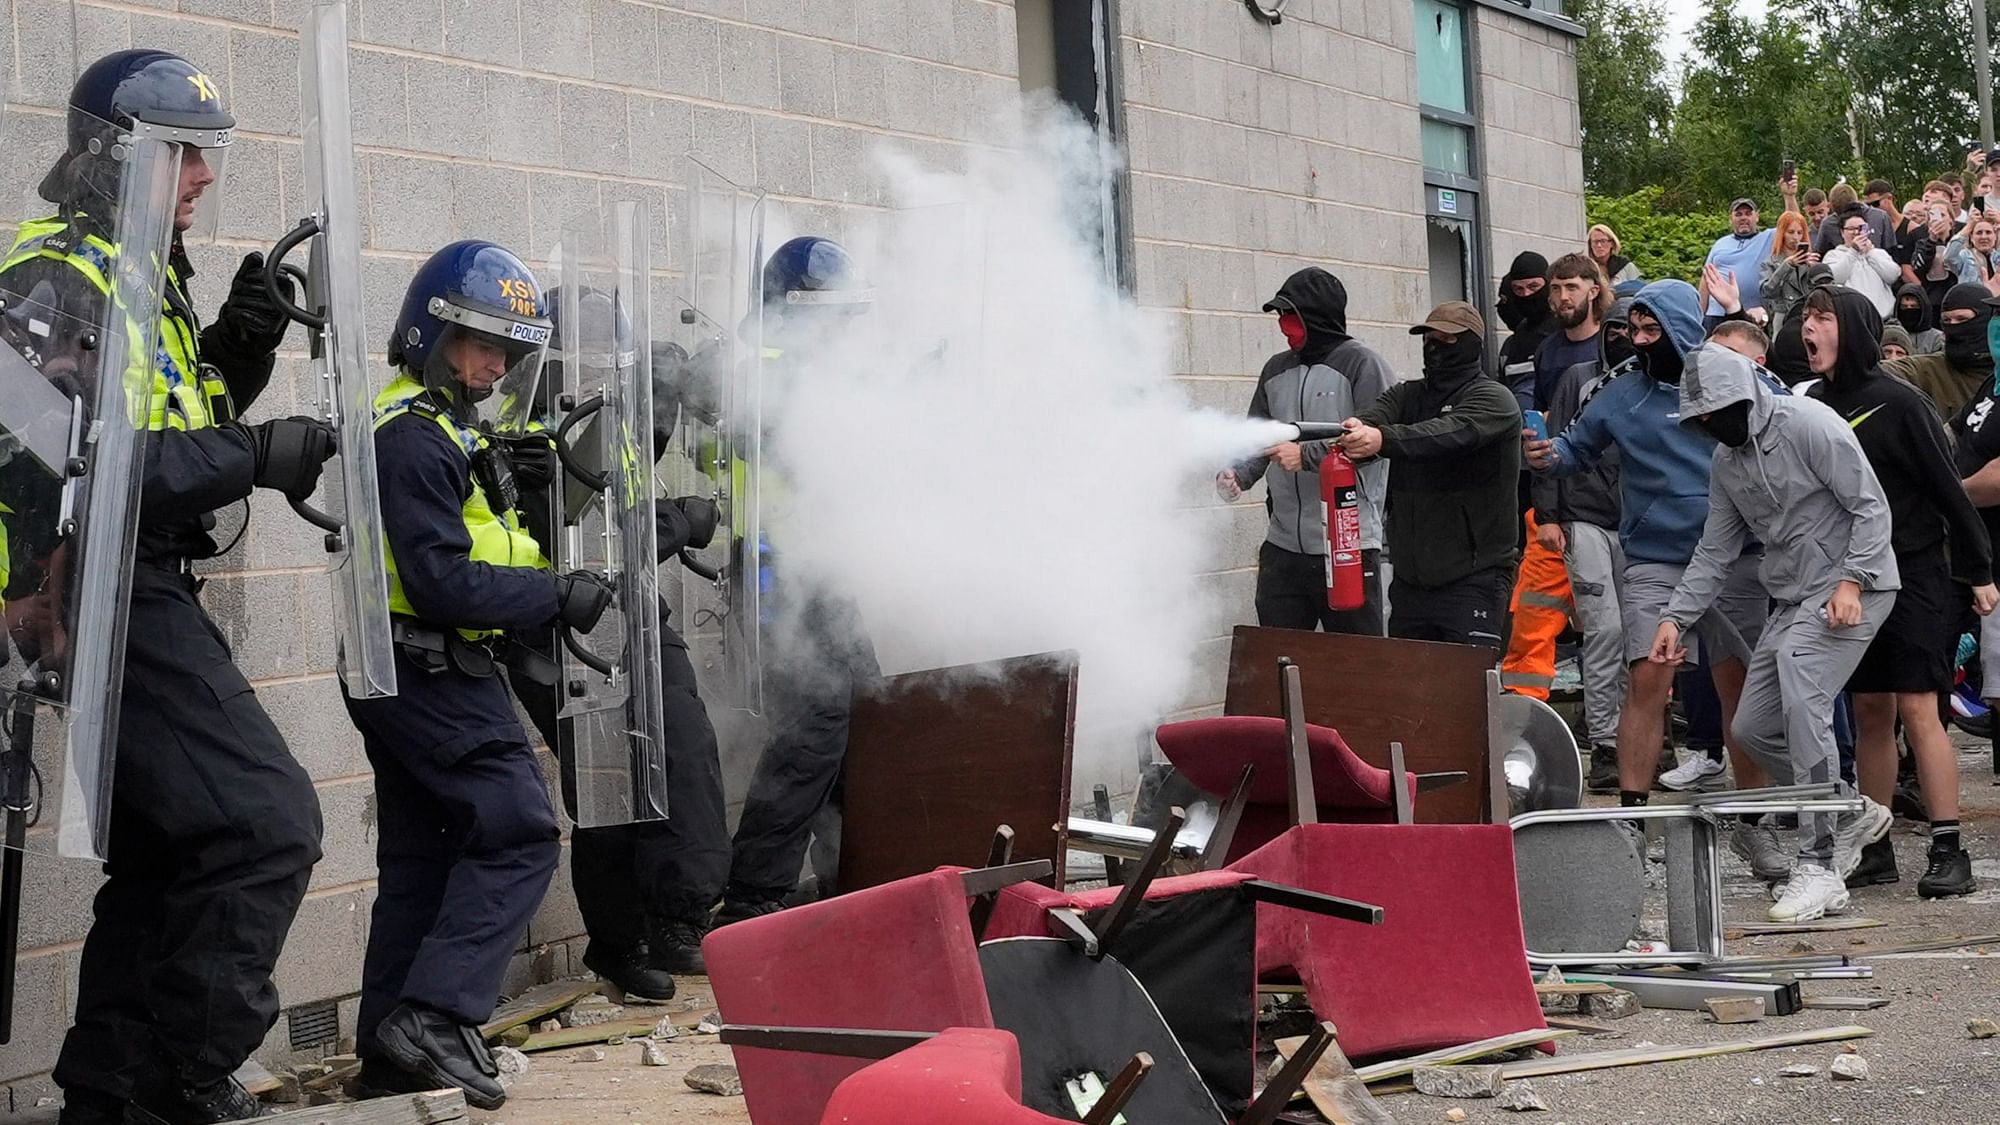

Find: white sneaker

[1660,753,1726,791]
[1769,863,1851,922]
[1730,819,1792,882]
[1832,797,1893,879]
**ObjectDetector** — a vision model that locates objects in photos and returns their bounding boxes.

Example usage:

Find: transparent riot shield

[0,104,180,862]
[668,158,766,714]
[261,0,396,700]
[544,200,669,826]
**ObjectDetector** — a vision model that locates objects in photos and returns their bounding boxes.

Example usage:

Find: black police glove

[244,416,336,500]
[496,432,558,493]
[215,252,295,355]
[554,571,614,632]
[674,495,719,551]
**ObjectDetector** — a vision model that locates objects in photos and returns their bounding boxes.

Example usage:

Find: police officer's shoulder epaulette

[38,228,77,257]
[405,394,443,420]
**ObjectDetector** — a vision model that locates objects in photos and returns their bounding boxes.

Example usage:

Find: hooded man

[1333,301,1521,646]
[1531,296,1635,786]
[1497,251,1557,410]
[1222,268,1393,634]
[1950,293,2000,824]
[1524,280,1774,848]
[1651,344,1900,922]
[1893,282,1945,355]
[1883,283,1995,417]
[1804,286,1994,899]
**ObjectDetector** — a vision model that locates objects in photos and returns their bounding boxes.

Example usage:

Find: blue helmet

[391,240,552,420]
[761,236,873,312]
[42,49,235,204]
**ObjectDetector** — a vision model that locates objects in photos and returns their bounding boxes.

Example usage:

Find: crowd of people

[1224,148,2000,923]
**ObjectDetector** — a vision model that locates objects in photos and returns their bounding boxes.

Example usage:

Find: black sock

[1933,820,1961,851]
[1620,790,1649,808]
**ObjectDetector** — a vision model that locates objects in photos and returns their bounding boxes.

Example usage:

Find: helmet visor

[419,319,547,435]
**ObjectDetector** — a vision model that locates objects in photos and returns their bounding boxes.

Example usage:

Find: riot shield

[261,0,396,700]
[668,157,766,714]
[0,103,180,862]
[543,199,669,827]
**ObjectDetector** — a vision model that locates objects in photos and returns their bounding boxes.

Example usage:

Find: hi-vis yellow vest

[373,373,548,640]
[1,217,230,431]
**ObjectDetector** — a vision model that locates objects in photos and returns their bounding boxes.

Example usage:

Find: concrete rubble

[685,1063,745,1096]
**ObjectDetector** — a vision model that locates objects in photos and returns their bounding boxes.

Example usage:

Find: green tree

[1571,0,1675,195]
[1587,189,1730,283]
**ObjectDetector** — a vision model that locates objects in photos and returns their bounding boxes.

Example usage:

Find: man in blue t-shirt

[1699,198,1778,330]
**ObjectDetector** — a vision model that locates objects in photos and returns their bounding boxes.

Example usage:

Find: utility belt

[390,615,562,690]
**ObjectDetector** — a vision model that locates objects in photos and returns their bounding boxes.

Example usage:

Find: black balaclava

[1820,287,1885,385]
[1496,251,1551,331]
[1600,296,1636,371]
[1421,334,1486,402]
[1698,401,1754,447]
[1895,281,1933,334]
[1633,304,1685,384]
[1263,267,1352,367]
[1941,283,1997,373]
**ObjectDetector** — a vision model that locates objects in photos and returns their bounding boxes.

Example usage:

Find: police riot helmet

[390,240,552,430]
[760,236,874,313]
[39,49,236,206]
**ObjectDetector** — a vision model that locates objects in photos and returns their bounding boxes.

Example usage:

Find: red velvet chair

[1155,715,1415,864]
[818,1029,1071,1124]
[704,869,995,1125]
[1229,823,1547,1061]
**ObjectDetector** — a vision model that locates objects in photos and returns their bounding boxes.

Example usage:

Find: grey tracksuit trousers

[1729,592,1895,864]
[1562,520,1626,747]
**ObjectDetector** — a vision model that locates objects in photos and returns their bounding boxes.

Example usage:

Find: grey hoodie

[1233,341,1393,554]
[1664,344,1899,629]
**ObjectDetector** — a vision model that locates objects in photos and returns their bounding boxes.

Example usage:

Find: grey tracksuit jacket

[1232,341,1392,554]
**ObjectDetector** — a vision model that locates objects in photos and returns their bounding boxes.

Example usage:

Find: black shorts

[1846,556,1962,694]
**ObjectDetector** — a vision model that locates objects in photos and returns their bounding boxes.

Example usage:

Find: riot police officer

[343,242,609,1107]
[715,236,882,924]
[500,289,731,999]
[8,50,335,1125]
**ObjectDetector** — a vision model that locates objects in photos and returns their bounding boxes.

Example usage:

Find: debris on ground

[1830,1054,1870,1080]
[653,1015,682,1041]
[573,1047,606,1062]
[1444,1109,1469,1123]
[1496,1080,1549,1111]
[562,994,626,1028]
[1580,988,1642,1020]
[492,1045,531,1079]
[1969,1018,1999,1039]
[640,1038,672,1066]
[1702,996,1766,1024]
[684,1063,744,1096]
[1413,1064,1504,1098]
[1778,1063,1819,1077]
[695,1010,723,1035]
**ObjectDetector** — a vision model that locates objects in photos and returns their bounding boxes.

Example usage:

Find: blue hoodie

[1541,279,1727,566]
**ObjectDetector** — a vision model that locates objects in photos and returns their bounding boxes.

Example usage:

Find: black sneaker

[1585,744,1619,793]
[1918,842,1976,899]
[713,897,787,928]
[582,942,677,1003]
[127,1076,270,1124]
[1892,778,1929,823]
[1844,836,1899,888]
[651,919,709,976]
[373,1003,507,1111]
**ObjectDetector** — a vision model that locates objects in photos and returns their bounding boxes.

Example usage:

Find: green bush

[1586,188,1733,286]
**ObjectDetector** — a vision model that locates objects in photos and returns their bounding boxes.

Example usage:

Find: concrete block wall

[0,0,1580,1092]
[1474,3,1587,297]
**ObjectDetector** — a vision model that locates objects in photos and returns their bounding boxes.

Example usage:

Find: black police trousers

[345,651,560,1049]
[724,597,879,906]
[55,564,322,1100]
[1254,542,1384,636]
[514,618,730,946]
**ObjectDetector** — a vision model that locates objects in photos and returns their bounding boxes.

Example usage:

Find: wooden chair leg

[1279,658,1318,826]
[1238,1021,1337,1125]
[1081,1052,1154,1125]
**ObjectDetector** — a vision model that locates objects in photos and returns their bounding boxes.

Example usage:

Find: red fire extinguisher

[1321,450,1365,611]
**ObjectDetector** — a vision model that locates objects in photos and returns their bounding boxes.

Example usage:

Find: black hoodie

[1892,281,1944,354]
[1261,267,1351,367]
[1807,287,1994,585]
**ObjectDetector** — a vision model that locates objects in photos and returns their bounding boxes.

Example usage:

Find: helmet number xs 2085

[497,276,539,318]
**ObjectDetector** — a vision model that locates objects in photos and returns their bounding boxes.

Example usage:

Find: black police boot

[651,918,709,976]
[373,1002,507,1111]
[1585,744,1618,793]
[582,942,677,1003]
[713,897,787,929]
[351,1051,434,1101]
[1844,836,1899,888]
[127,1075,271,1124]
[1918,840,1976,899]
[55,1086,127,1125]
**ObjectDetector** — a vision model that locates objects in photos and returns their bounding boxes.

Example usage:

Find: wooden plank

[1542,1016,1626,1035]
[1495,1025,1875,1080]
[233,1058,282,1097]
[1803,997,1890,1011]
[1275,1028,1574,1085]
[1270,1035,1395,1125]
[839,653,1077,892]
[1728,917,1886,938]
[519,1007,705,1052]
[1533,982,1616,996]
[259,1091,467,1125]
[1842,932,2000,957]
[480,979,602,1041]
[1225,627,1496,823]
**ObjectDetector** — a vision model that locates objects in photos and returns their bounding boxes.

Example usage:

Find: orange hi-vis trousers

[1501,511,1573,700]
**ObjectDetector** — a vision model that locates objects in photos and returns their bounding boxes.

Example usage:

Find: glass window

[1428,215,1473,306]
[1421,119,1472,177]
[1415,0,1468,113]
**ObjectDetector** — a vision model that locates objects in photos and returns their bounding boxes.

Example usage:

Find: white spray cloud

[758,102,1291,790]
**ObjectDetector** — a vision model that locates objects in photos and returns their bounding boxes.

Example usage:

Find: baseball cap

[1729,197,1758,213]
[1409,300,1484,338]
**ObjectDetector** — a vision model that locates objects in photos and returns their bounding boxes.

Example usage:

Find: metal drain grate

[286,1000,340,1051]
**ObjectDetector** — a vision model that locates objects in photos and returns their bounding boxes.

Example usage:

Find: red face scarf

[1278,311,1307,350]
